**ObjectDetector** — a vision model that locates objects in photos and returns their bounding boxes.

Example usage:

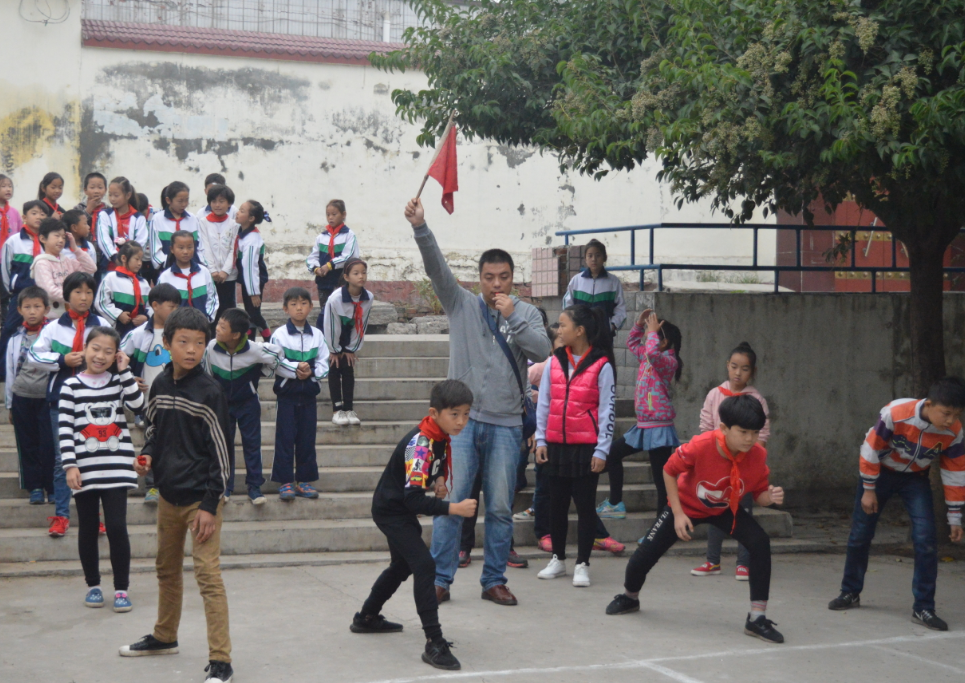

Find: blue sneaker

[29,489,45,505]
[596,499,627,519]
[278,483,296,501]
[247,486,266,505]
[113,592,133,613]
[294,482,319,499]
[85,587,104,608]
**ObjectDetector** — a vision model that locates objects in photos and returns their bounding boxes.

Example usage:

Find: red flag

[427,125,459,214]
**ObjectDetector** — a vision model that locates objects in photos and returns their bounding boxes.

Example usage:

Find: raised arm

[119,369,144,412]
[405,198,470,314]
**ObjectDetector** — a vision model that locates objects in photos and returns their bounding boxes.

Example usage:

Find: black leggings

[625,506,771,601]
[549,473,600,565]
[329,359,355,410]
[75,488,131,591]
[604,436,638,505]
[365,514,442,640]
[241,288,270,338]
[213,280,237,328]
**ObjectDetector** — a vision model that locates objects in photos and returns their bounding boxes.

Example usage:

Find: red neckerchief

[718,384,742,397]
[565,345,592,376]
[208,212,229,223]
[715,430,748,532]
[116,205,136,239]
[418,415,452,493]
[350,292,365,338]
[171,212,183,232]
[21,226,41,256]
[68,309,88,355]
[0,203,10,246]
[89,203,103,243]
[22,320,45,334]
[326,223,343,258]
[42,197,61,215]
[173,269,196,306]
[115,267,143,317]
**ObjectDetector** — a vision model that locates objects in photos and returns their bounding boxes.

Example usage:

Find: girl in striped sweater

[96,241,152,337]
[61,326,144,612]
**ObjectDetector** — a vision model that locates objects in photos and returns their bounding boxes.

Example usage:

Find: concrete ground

[2,552,964,683]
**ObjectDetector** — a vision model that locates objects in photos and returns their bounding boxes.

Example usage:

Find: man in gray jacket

[405,198,551,606]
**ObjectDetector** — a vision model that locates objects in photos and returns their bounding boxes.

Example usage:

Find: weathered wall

[0,4,774,295]
[542,292,965,508]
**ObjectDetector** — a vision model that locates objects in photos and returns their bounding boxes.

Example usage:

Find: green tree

[375,0,965,395]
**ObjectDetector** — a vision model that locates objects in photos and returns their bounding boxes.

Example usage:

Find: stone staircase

[0,334,793,568]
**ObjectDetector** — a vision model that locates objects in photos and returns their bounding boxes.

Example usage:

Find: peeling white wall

[0,3,774,284]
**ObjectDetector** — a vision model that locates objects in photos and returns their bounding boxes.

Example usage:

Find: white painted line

[362,631,965,683]
[870,644,965,675]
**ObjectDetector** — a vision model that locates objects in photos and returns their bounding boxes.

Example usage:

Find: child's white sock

[750,600,767,619]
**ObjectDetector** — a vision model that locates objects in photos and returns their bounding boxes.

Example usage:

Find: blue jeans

[49,406,72,518]
[431,419,521,591]
[841,469,938,611]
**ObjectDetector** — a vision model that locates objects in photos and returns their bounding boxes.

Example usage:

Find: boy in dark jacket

[352,380,478,672]
[119,307,234,683]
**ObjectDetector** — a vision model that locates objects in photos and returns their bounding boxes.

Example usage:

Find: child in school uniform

[234,200,272,341]
[206,308,297,504]
[562,239,627,335]
[31,217,98,319]
[27,272,108,537]
[74,172,107,235]
[4,286,53,505]
[353,379,478,672]
[96,241,152,337]
[156,231,219,322]
[0,174,23,332]
[322,257,372,426]
[0,200,47,379]
[306,199,360,328]
[121,283,182,503]
[38,172,66,218]
[534,305,616,588]
[197,184,239,326]
[61,210,97,268]
[197,173,238,221]
[96,177,149,276]
[150,182,204,271]
[61,326,143,613]
[270,287,329,501]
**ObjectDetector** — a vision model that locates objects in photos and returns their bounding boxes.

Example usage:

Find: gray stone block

[386,322,417,334]
[415,316,449,334]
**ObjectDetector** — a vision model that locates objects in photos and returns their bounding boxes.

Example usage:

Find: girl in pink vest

[534,305,615,588]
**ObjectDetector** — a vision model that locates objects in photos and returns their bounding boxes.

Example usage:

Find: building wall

[1,3,774,296]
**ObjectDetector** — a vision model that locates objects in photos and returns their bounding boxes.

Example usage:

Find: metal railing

[556,223,965,293]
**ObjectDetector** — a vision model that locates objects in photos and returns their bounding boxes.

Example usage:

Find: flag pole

[416,111,457,199]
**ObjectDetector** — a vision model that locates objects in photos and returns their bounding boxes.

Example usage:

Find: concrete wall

[1,2,774,295]
[542,292,965,508]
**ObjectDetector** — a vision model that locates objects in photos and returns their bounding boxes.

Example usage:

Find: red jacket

[546,354,608,445]
[663,430,770,518]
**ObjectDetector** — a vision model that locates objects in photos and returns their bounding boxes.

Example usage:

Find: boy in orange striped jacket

[828,377,965,631]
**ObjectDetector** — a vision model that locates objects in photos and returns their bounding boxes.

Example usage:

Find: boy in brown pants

[119,307,234,683]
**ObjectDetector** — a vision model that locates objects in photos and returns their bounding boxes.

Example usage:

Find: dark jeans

[706,493,754,567]
[840,469,938,611]
[516,440,530,492]
[226,396,265,495]
[12,395,54,493]
[241,288,270,340]
[461,456,521,554]
[533,462,550,539]
[213,280,237,329]
[328,360,355,411]
[75,487,131,591]
[595,445,674,539]
[625,506,771,602]
[549,473,600,565]
[365,514,442,640]
[604,436,639,505]
[271,396,319,484]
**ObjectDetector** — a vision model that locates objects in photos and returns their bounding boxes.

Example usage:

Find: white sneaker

[537,555,566,580]
[573,562,590,587]
[332,410,349,426]
[345,410,361,425]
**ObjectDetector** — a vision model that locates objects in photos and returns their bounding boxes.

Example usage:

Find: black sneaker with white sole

[423,638,461,670]
[828,592,861,610]
[350,612,404,633]
[118,634,179,657]
[605,593,640,615]
[912,609,948,631]
[744,614,785,643]
[205,660,234,683]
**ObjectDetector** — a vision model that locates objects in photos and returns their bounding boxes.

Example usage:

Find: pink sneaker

[735,565,749,581]
[593,537,625,555]
[691,562,721,576]
[538,535,553,553]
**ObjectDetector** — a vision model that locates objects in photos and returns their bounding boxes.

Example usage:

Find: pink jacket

[630,325,678,428]
[31,249,97,314]
[699,382,771,443]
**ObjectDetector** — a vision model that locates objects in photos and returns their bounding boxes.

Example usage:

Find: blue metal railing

[555,223,965,293]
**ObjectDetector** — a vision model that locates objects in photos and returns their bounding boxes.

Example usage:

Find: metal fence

[83,0,423,42]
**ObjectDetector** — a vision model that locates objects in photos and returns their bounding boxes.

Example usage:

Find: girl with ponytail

[234,200,271,341]
[149,181,203,270]
[534,304,616,588]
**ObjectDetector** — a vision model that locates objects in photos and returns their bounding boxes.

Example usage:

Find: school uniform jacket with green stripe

[149,209,205,269]
[270,320,330,397]
[1,229,38,293]
[322,286,372,354]
[156,263,219,322]
[305,225,360,289]
[120,316,160,378]
[95,207,149,263]
[563,268,627,330]
[203,337,297,404]
[236,226,269,296]
[26,311,109,402]
[95,270,153,325]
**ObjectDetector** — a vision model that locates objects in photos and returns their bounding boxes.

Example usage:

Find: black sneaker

[350,612,404,634]
[423,638,461,670]
[205,660,233,682]
[605,593,640,615]
[507,550,529,569]
[744,614,785,643]
[912,609,948,631]
[828,592,861,611]
[118,634,179,657]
